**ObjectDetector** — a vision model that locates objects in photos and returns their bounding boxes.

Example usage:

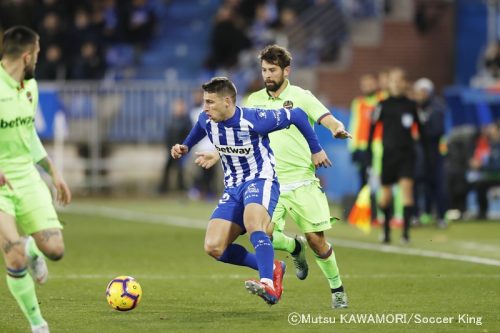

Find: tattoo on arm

[40,230,61,242]
[3,240,22,254]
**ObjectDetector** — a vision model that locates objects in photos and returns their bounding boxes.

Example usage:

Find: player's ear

[22,52,31,66]
[283,66,291,77]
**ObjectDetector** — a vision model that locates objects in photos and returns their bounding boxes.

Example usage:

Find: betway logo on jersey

[0,116,35,129]
[215,144,254,156]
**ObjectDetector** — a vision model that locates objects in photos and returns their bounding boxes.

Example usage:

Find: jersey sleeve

[30,127,48,163]
[182,112,207,149]
[301,90,331,123]
[251,108,322,153]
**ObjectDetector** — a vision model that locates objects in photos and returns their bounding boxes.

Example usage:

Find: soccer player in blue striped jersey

[171,77,331,305]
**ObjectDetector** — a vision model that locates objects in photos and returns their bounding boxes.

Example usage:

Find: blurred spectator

[206,5,251,70]
[93,0,125,43]
[158,99,192,194]
[378,68,390,95]
[0,0,36,30]
[468,122,500,219]
[247,3,275,49]
[70,41,106,79]
[446,126,477,220]
[69,7,101,57]
[471,41,500,88]
[38,12,66,47]
[37,44,65,80]
[124,0,156,48]
[349,73,380,189]
[413,78,447,228]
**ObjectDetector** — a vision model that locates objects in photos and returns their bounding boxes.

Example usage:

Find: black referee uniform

[368,95,424,242]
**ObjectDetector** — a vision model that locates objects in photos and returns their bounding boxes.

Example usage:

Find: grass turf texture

[0,198,498,333]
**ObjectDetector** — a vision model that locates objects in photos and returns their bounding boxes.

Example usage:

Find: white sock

[260,278,274,290]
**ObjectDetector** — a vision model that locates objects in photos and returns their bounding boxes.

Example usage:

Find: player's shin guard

[249,231,274,282]
[6,268,45,326]
[218,243,258,270]
[314,245,343,289]
[271,229,296,253]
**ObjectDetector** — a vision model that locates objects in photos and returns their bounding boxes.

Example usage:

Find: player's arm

[172,121,206,159]
[301,90,351,139]
[319,113,351,139]
[30,127,71,205]
[37,157,72,205]
[254,108,332,168]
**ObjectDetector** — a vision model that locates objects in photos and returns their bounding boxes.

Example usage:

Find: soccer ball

[106,276,142,311]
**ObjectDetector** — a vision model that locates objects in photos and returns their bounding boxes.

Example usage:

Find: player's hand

[171,144,189,159]
[52,173,72,205]
[195,151,219,169]
[332,124,352,139]
[312,150,332,168]
[0,171,13,190]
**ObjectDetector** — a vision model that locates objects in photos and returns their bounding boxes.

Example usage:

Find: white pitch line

[61,204,500,267]
[50,273,500,280]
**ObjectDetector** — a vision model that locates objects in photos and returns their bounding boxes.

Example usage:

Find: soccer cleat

[31,322,49,333]
[273,260,286,299]
[332,291,349,309]
[291,236,308,280]
[245,280,280,305]
[26,238,48,285]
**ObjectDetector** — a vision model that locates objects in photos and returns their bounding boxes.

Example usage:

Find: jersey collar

[0,62,23,90]
[266,79,291,101]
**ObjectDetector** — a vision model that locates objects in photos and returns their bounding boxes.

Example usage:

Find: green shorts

[272,181,332,233]
[0,178,62,235]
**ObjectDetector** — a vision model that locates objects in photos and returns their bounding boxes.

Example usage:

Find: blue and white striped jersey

[183,106,322,188]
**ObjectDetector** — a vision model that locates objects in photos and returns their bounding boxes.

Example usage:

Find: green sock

[271,229,296,253]
[6,270,45,326]
[315,246,343,289]
[26,236,43,259]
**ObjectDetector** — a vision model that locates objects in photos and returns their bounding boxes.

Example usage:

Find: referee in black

[368,68,425,244]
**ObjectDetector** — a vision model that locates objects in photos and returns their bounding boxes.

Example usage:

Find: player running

[195,45,351,308]
[171,77,332,305]
[0,26,71,333]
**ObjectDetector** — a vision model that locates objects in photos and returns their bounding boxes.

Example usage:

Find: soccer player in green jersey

[0,26,71,333]
[195,45,351,308]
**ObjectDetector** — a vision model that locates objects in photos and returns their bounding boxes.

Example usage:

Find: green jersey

[0,64,47,186]
[245,80,330,185]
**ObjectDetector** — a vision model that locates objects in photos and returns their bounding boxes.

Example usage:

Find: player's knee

[5,252,27,270]
[204,242,224,259]
[43,243,65,261]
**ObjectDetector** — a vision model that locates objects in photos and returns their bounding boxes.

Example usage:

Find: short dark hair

[202,77,237,103]
[1,26,39,59]
[259,44,292,69]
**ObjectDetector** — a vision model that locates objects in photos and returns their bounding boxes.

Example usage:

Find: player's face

[23,40,40,80]
[203,92,231,122]
[261,60,289,92]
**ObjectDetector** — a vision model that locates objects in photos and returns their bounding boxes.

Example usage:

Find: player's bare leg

[306,231,348,309]
[0,211,48,332]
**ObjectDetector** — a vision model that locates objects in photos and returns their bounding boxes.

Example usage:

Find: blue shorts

[211,178,280,232]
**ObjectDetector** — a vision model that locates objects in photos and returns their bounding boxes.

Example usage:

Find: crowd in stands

[0,0,156,80]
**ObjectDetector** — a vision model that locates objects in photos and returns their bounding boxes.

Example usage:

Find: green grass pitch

[0,198,499,333]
